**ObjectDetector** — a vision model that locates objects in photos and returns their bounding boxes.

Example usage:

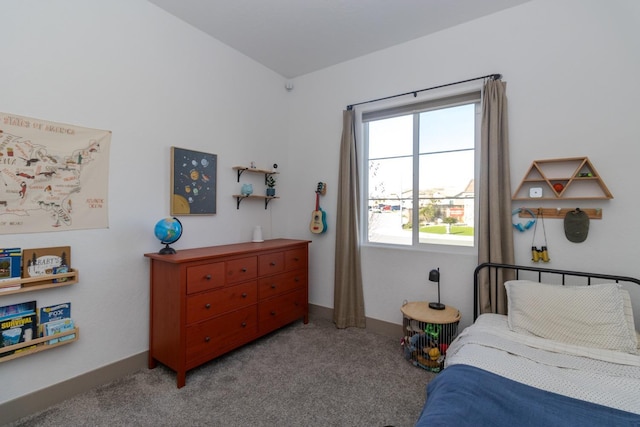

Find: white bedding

[445,314,640,414]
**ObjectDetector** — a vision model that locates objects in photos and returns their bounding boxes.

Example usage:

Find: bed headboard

[473,262,640,320]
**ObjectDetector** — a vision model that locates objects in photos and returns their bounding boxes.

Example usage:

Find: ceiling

[148,0,531,79]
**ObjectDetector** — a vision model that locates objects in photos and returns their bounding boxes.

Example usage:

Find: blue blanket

[416,364,640,427]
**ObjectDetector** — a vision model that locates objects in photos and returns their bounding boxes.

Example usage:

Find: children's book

[52,265,69,283]
[0,301,36,322]
[39,302,71,336]
[43,318,75,345]
[22,246,70,278]
[1,313,37,356]
[0,248,22,282]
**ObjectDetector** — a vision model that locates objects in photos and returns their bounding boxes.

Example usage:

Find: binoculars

[531,246,550,263]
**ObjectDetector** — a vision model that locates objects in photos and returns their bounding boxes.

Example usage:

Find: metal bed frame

[473,262,640,320]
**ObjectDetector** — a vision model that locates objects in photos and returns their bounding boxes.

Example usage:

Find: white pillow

[620,289,640,349]
[505,280,637,354]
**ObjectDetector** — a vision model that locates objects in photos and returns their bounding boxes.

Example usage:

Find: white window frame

[355,81,483,255]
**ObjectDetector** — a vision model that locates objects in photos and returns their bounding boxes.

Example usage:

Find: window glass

[363,93,479,249]
[368,115,413,159]
[419,104,475,153]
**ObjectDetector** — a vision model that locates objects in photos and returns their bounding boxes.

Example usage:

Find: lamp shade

[428,268,445,310]
[428,269,440,283]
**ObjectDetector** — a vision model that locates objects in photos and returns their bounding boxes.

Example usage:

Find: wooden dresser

[144,238,310,387]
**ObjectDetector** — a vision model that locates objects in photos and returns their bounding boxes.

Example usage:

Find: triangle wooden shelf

[512,157,613,200]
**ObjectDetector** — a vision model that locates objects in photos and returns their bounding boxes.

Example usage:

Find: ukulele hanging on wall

[310,182,327,234]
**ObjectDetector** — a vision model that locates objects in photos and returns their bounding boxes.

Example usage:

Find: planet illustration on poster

[171,147,217,215]
[154,217,183,254]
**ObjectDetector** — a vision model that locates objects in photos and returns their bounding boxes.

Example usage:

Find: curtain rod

[346,73,501,110]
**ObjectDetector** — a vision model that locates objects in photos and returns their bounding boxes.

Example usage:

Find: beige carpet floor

[6,317,434,427]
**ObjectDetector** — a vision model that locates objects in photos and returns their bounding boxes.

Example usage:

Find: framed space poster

[170,147,217,215]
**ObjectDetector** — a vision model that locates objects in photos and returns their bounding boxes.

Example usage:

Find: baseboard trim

[309,303,401,338]
[1,351,147,425]
[3,305,401,425]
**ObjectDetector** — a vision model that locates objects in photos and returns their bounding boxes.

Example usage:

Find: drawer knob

[294,257,299,261]
[270,284,277,289]
[270,311,276,316]
[205,274,212,280]
[205,303,211,309]
[241,322,247,327]
[204,336,211,342]
[241,293,248,298]
[270,261,276,266]
[241,267,248,273]
[294,277,300,282]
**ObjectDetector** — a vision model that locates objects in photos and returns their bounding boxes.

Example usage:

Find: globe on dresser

[154,217,183,255]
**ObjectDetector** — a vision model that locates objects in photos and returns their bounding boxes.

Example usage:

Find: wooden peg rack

[518,208,603,220]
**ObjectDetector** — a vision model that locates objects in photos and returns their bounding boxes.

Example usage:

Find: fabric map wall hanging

[0,112,111,234]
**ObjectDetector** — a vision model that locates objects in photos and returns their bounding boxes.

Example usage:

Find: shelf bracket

[236,168,248,182]
[264,198,272,209]
[236,196,247,209]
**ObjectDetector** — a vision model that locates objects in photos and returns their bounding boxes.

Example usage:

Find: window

[362,91,480,248]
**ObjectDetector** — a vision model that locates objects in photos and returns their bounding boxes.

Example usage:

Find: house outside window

[361,91,481,250]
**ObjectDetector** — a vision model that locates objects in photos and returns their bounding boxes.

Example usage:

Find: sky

[367,103,476,198]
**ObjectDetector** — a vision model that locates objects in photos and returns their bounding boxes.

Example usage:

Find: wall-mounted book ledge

[1,251,79,363]
[0,269,78,296]
[517,208,602,220]
[0,327,79,363]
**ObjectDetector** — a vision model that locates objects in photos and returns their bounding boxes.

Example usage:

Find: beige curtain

[478,78,515,315]
[333,110,366,329]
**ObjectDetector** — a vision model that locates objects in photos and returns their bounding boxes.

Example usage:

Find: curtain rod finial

[347,105,353,111]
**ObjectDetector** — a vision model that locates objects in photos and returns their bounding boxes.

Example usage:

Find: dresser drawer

[226,256,257,284]
[284,247,307,272]
[258,288,306,335]
[186,305,257,366]
[187,262,226,294]
[258,252,284,276]
[186,281,257,324]
[258,269,306,300]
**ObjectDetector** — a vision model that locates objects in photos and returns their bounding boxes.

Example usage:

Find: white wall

[289,0,640,331]
[0,0,291,404]
[2,0,640,408]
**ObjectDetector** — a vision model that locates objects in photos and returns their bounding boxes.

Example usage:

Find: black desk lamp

[428,268,445,310]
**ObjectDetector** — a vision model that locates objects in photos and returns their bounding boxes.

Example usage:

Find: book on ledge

[0,301,38,357]
[39,302,71,337]
[43,318,75,345]
[0,248,22,289]
[0,300,36,322]
[22,246,70,278]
